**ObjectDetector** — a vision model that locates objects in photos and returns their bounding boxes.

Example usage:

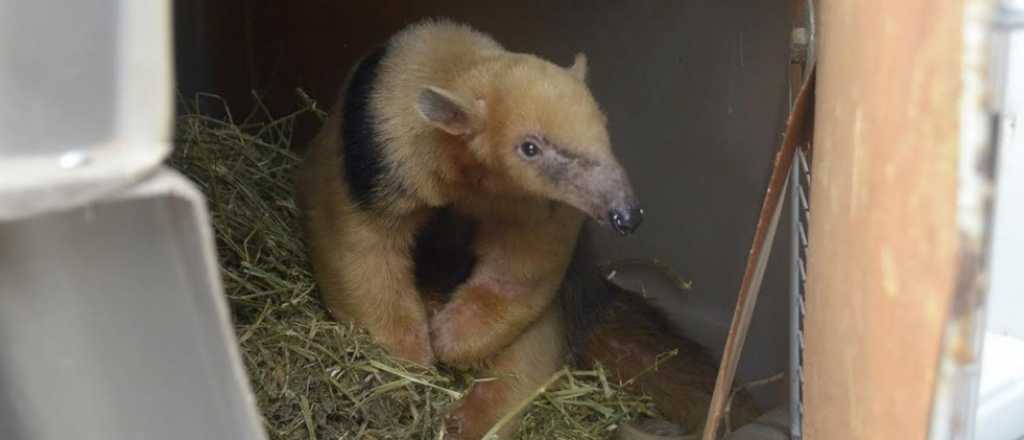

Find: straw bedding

[169,94,657,439]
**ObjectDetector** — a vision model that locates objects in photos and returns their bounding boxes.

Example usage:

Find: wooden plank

[702,67,816,440]
[804,1,964,438]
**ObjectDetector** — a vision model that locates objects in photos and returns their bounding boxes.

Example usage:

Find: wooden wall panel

[804,1,963,439]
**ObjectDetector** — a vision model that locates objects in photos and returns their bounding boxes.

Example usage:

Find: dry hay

[169,93,656,439]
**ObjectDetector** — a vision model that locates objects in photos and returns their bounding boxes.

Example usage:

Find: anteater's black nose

[609,207,644,235]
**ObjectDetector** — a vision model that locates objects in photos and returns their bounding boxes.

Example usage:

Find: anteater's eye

[519,141,541,158]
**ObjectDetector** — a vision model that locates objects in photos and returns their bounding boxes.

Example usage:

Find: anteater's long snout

[576,161,643,236]
[609,206,644,235]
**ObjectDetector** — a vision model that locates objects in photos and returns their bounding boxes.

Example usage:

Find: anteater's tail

[560,228,759,434]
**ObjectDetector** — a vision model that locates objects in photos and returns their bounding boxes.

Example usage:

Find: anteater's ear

[416,86,484,136]
[568,52,588,82]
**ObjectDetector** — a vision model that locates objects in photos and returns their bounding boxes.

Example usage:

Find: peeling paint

[850,108,867,217]
[927,0,1000,438]
[881,247,899,299]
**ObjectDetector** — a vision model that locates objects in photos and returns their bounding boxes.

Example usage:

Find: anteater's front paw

[430,300,492,367]
[445,407,492,440]
[376,319,435,367]
[442,380,514,440]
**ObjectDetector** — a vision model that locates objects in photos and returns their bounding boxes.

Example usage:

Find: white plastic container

[0,170,267,440]
[0,1,267,439]
[0,0,173,221]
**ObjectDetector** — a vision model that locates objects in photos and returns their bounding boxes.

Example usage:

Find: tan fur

[577,293,760,432]
[297,20,641,438]
[426,168,585,440]
[445,303,566,439]
[295,110,437,364]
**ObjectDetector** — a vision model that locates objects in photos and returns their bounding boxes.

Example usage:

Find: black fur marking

[540,158,571,185]
[539,145,599,186]
[341,46,389,207]
[412,207,479,300]
[551,144,598,169]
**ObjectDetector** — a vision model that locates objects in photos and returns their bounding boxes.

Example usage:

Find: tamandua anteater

[296,20,753,438]
[414,214,758,438]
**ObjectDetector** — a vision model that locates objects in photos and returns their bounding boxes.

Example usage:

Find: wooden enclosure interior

[174,0,800,410]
